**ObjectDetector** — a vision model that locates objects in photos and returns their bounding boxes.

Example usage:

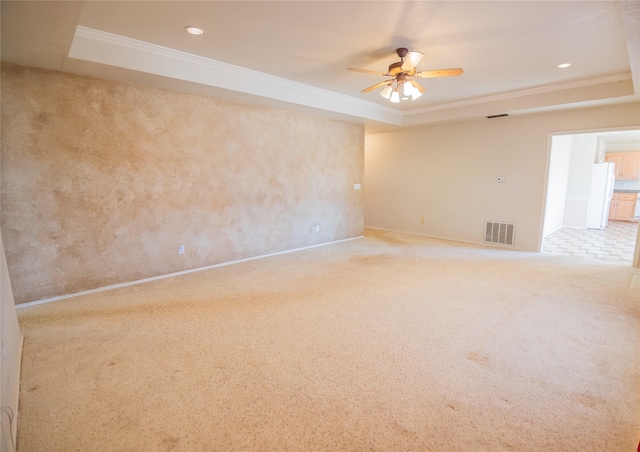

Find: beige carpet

[15,229,640,451]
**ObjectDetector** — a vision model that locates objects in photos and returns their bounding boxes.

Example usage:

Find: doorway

[542,129,640,265]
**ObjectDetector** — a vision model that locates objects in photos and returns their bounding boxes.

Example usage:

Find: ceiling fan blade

[347,68,388,76]
[401,51,424,71]
[409,79,425,93]
[361,80,392,93]
[415,68,464,78]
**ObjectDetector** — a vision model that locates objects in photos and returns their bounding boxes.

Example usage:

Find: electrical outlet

[178,245,185,255]
[315,225,320,232]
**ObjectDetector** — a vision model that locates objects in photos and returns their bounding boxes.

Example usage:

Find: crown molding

[69,26,402,125]
[405,73,633,117]
[68,26,635,129]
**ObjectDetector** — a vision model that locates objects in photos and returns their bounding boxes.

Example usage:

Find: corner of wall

[1,233,24,452]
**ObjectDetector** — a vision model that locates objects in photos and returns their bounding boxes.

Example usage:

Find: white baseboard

[17,236,364,308]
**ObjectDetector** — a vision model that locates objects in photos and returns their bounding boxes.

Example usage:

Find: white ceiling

[596,129,640,151]
[1,1,639,133]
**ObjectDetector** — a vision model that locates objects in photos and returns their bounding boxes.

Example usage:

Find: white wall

[364,102,640,251]
[1,234,23,452]
[543,135,572,236]
[564,134,598,227]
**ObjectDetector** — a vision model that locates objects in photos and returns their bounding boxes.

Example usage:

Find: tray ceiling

[2,1,639,132]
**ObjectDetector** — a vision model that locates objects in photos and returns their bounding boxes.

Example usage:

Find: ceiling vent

[484,221,515,246]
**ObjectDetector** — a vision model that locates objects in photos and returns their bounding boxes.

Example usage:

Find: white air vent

[484,221,515,246]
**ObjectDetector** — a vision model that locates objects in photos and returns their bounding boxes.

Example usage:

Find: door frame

[539,126,640,268]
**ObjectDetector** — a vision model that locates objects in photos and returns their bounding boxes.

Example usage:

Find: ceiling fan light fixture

[348,48,462,104]
[380,84,393,99]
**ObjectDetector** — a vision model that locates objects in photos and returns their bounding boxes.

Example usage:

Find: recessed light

[184,26,205,36]
[557,63,572,69]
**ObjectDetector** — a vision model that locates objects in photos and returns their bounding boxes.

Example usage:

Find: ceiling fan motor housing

[396,48,409,59]
[388,48,410,75]
[388,61,404,74]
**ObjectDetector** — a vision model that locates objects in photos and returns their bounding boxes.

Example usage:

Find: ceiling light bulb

[403,82,414,96]
[390,91,400,103]
[557,63,571,69]
[410,90,422,101]
[380,84,393,99]
[184,26,205,36]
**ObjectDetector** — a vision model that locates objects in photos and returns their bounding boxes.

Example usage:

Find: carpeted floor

[15,229,640,451]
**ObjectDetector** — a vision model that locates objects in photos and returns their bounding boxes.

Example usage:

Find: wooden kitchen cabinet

[605,152,640,180]
[609,192,637,221]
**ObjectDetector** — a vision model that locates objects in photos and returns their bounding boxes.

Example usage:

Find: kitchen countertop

[613,189,640,194]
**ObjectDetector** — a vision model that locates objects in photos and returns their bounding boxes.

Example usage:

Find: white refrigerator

[586,162,615,229]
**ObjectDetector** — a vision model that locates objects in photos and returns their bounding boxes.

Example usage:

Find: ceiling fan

[348,48,463,102]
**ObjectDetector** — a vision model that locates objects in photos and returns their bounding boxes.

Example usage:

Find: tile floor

[542,220,638,265]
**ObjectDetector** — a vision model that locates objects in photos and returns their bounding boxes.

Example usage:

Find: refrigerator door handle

[606,173,615,199]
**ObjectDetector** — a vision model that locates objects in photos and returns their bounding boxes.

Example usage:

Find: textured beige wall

[1,64,364,304]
